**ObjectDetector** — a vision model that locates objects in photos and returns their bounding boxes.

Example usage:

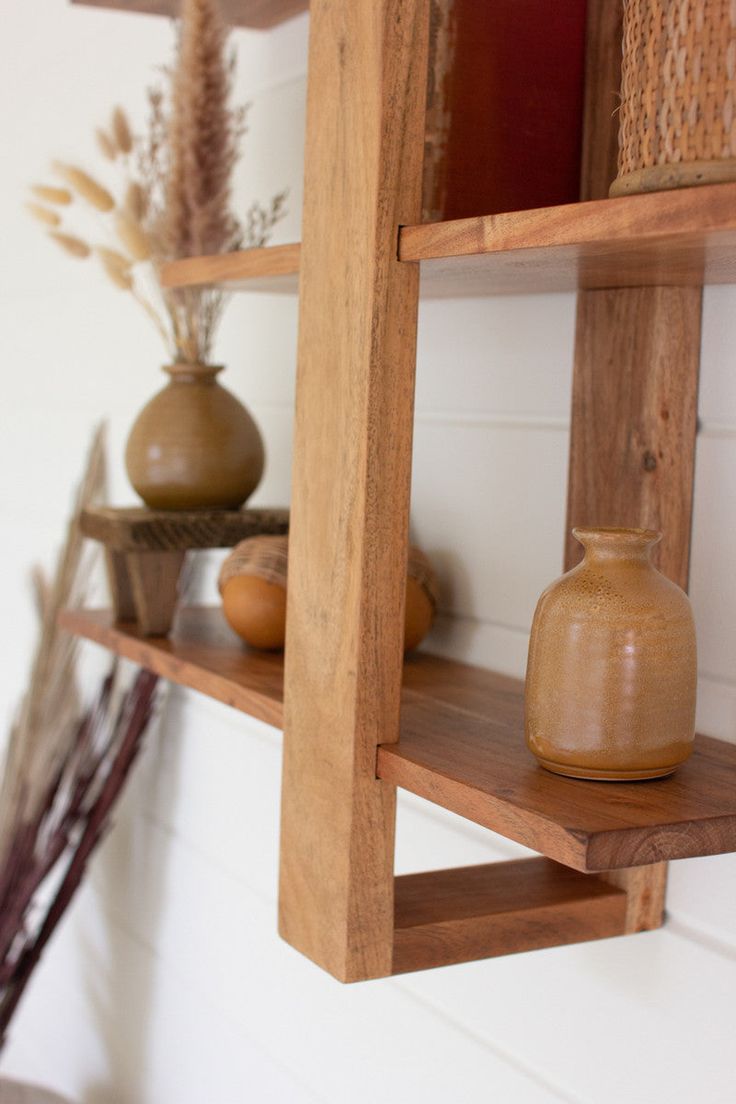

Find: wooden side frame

[279,0,430,981]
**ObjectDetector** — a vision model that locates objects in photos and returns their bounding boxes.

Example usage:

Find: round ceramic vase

[525,527,696,781]
[125,364,265,510]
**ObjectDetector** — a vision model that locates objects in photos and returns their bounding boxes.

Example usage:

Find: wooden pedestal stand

[81,506,289,635]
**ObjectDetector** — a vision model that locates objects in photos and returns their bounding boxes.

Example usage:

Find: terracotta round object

[525,527,697,781]
[219,536,288,650]
[405,546,439,652]
[219,538,439,653]
[125,364,265,510]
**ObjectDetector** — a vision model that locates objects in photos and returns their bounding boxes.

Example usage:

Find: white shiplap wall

[2,4,736,1102]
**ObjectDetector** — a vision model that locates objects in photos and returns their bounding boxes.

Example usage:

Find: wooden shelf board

[159,185,736,297]
[392,858,627,975]
[403,182,736,297]
[71,0,308,30]
[160,243,300,293]
[61,607,736,873]
[60,607,284,729]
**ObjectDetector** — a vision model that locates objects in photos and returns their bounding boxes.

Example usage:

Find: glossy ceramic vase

[525,527,696,781]
[125,364,265,510]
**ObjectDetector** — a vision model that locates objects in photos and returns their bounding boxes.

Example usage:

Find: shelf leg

[124,550,186,637]
[566,0,702,934]
[279,0,430,982]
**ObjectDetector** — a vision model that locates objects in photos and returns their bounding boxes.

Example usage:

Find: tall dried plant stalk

[0,429,160,1048]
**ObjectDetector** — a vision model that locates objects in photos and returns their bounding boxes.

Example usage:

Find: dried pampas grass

[27,0,286,365]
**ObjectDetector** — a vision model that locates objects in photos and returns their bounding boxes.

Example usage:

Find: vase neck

[164,363,223,384]
[573,526,661,565]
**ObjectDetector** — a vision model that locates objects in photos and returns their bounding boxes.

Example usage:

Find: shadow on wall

[77,688,187,1104]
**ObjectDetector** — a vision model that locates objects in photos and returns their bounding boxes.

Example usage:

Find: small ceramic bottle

[525,527,697,780]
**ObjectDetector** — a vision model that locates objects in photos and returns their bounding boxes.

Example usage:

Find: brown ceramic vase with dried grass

[525,527,696,781]
[125,364,264,510]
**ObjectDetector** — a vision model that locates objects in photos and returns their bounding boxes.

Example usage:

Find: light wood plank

[403,183,736,296]
[160,244,300,293]
[161,186,736,297]
[392,859,627,974]
[278,0,430,982]
[71,0,308,29]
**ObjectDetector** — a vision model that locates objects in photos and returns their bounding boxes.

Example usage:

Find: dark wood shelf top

[72,0,308,30]
[61,607,736,873]
[159,184,736,297]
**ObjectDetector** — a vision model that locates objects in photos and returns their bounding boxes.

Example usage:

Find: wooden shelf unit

[66,0,736,981]
[159,183,736,298]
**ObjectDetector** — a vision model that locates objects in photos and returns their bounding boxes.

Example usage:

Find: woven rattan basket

[611,0,736,196]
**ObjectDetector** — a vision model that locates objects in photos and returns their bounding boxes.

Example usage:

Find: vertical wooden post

[567,0,702,930]
[279,0,430,981]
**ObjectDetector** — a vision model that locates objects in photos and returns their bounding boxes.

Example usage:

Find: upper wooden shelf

[72,0,308,30]
[160,243,300,294]
[160,183,736,297]
[62,607,736,875]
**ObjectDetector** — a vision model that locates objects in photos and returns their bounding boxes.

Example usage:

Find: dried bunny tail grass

[124,181,146,221]
[96,128,117,161]
[52,162,114,212]
[112,106,133,154]
[114,209,150,261]
[99,254,133,290]
[25,202,61,228]
[30,184,72,206]
[94,245,131,275]
[48,232,90,259]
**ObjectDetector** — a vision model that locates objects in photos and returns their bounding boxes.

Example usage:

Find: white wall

[2,4,736,1102]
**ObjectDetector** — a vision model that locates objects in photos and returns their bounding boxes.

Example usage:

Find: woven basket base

[610,159,736,197]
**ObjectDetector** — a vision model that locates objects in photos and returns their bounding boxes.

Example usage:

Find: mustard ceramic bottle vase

[125,364,265,510]
[525,527,696,781]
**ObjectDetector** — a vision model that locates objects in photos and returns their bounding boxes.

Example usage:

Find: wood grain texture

[392,859,627,974]
[125,549,185,635]
[159,185,736,299]
[278,0,430,982]
[71,0,308,29]
[61,608,736,873]
[564,286,701,586]
[59,608,284,728]
[160,243,300,292]
[579,0,624,202]
[81,506,288,551]
[402,182,736,296]
[379,683,736,873]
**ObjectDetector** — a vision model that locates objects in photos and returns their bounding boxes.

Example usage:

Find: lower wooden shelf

[392,858,627,974]
[60,607,736,879]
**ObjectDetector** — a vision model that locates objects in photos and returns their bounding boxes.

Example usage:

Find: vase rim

[573,526,662,545]
[164,362,224,377]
